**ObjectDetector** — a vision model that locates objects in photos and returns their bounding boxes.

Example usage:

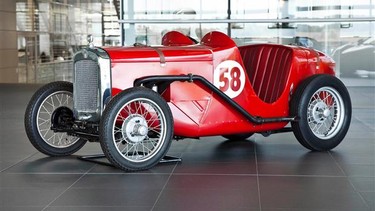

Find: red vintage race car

[25,31,352,171]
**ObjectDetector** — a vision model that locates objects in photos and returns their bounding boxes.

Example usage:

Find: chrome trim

[98,56,112,112]
[73,47,111,122]
[119,17,375,24]
[87,34,94,48]
[148,46,166,67]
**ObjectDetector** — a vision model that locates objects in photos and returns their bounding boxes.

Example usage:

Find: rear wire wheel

[100,87,173,171]
[290,75,352,151]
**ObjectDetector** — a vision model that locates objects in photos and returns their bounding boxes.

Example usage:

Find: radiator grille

[74,60,99,115]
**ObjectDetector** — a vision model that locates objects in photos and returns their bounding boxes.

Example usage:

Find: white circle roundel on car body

[213,60,246,99]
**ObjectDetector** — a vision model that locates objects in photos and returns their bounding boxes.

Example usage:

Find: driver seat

[239,44,293,103]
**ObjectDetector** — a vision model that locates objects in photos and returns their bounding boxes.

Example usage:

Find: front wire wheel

[291,75,352,151]
[24,81,86,156]
[100,87,173,171]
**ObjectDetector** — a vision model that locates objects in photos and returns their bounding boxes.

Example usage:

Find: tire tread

[24,81,86,156]
[290,74,351,151]
[99,87,173,171]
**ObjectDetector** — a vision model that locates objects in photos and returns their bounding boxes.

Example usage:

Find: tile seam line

[0,152,39,173]
[4,172,368,178]
[2,172,172,175]
[41,164,97,211]
[150,162,178,210]
[353,115,375,131]
[171,173,358,177]
[254,137,262,211]
[328,151,371,210]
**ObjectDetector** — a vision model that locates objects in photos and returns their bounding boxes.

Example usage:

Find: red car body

[25,31,350,171]
[104,31,335,137]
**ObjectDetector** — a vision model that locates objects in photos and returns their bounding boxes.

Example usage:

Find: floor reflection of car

[332,37,375,78]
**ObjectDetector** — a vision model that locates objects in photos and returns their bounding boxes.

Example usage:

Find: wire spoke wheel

[24,81,87,156]
[37,91,79,148]
[100,87,173,171]
[113,98,167,163]
[307,87,344,140]
[290,75,351,151]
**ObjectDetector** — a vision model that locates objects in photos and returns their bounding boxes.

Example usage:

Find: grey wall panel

[0,11,16,31]
[0,0,18,83]
[0,31,17,50]
[0,0,16,12]
[0,50,18,69]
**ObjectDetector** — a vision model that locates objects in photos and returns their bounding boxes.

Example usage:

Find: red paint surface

[102,31,336,137]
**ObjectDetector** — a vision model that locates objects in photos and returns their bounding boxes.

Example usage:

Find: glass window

[122,0,228,45]
[121,0,374,82]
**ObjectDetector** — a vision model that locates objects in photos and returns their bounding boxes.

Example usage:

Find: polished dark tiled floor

[0,84,374,211]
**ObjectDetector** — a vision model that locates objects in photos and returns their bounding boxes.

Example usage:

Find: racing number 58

[214,60,246,99]
[219,67,242,92]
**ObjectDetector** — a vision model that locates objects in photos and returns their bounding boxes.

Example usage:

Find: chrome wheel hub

[323,108,331,118]
[312,101,330,123]
[122,114,148,144]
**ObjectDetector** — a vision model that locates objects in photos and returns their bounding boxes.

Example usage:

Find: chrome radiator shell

[73,48,111,122]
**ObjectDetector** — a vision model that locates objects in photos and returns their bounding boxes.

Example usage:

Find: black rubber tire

[290,75,352,151]
[99,87,174,171]
[222,133,254,140]
[24,81,87,156]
